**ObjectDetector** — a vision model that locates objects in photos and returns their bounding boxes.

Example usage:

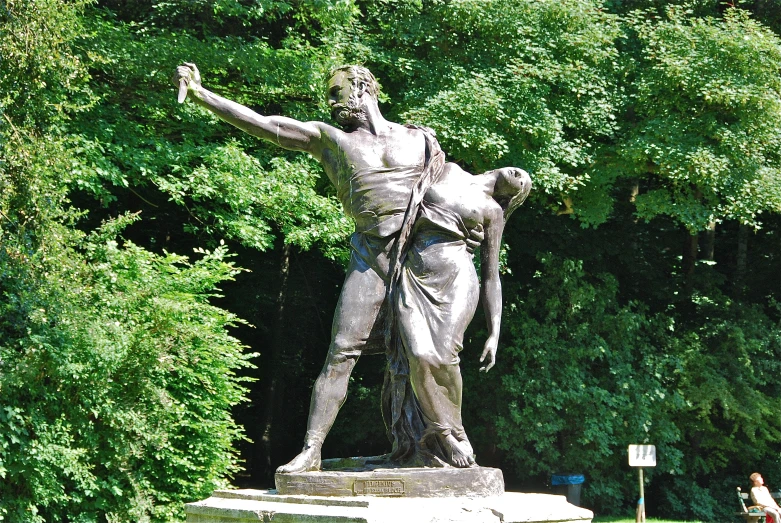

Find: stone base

[275,465,505,498]
[185,489,594,523]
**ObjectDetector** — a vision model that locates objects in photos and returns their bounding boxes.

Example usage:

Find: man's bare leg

[276,354,358,473]
[276,251,386,474]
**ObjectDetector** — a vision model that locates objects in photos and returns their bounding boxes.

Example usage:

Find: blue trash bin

[551,474,585,506]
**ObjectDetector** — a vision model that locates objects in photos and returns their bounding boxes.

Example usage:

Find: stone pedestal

[187,460,591,522]
[185,488,593,523]
[275,466,505,498]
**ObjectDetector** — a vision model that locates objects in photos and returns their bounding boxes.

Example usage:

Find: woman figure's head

[483,167,532,221]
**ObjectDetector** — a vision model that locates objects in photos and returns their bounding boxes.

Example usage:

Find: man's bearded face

[330,88,367,128]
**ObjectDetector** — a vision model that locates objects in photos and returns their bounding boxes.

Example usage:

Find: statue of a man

[175,63,451,473]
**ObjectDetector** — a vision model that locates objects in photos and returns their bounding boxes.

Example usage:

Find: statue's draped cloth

[394,200,478,452]
[378,129,460,466]
[333,127,462,466]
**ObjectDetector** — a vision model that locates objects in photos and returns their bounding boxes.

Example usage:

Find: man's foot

[276,445,322,474]
[444,434,476,468]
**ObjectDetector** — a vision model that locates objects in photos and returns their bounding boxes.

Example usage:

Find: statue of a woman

[384,164,531,467]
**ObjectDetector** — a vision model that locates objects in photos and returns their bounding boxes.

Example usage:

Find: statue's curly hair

[329,65,380,100]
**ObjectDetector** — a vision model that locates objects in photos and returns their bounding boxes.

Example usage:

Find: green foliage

[619,7,781,231]
[0,2,255,519]
[0,127,253,522]
[655,293,781,520]
[160,143,352,261]
[0,0,97,128]
[477,254,682,513]
[66,10,353,258]
[463,251,781,518]
[363,0,624,194]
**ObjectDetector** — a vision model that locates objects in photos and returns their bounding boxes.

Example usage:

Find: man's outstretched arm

[176,63,326,160]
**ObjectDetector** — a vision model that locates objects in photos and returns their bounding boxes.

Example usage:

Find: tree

[615,7,781,288]
[1,2,255,521]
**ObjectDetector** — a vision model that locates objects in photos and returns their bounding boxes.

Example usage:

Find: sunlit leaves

[0,0,97,128]
[621,7,781,230]
[0,3,255,519]
[160,142,351,259]
[0,128,254,522]
[368,0,623,197]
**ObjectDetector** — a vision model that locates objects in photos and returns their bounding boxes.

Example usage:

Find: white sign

[628,445,656,467]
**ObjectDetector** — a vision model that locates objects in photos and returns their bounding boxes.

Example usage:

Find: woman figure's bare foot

[444,434,476,468]
[460,438,474,459]
[276,444,321,474]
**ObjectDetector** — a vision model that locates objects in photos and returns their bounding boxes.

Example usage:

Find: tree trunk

[259,243,292,475]
[682,231,698,296]
[701,221,716,261]
[734,223,748,297]
[629,179,639,203]
[682,188,703,295]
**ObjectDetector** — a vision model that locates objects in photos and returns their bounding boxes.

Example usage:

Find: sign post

[628,445,656,523]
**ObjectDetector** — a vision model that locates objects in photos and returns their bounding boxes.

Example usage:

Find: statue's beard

[331,95,367,128]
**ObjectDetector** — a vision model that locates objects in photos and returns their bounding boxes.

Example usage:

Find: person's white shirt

[752,485,780,508]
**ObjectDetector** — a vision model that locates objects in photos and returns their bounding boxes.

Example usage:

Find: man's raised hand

[174,62,201,103]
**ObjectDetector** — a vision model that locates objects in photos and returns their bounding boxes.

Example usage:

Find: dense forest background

[2,0,781,521]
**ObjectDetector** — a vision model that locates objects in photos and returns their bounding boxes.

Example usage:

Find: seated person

[751,472,781,523]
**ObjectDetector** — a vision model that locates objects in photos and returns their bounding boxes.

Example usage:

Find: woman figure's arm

[478,205,505,372]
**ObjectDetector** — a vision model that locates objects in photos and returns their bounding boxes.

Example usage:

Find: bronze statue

[174,63,530,472]
[384,163,530,468]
